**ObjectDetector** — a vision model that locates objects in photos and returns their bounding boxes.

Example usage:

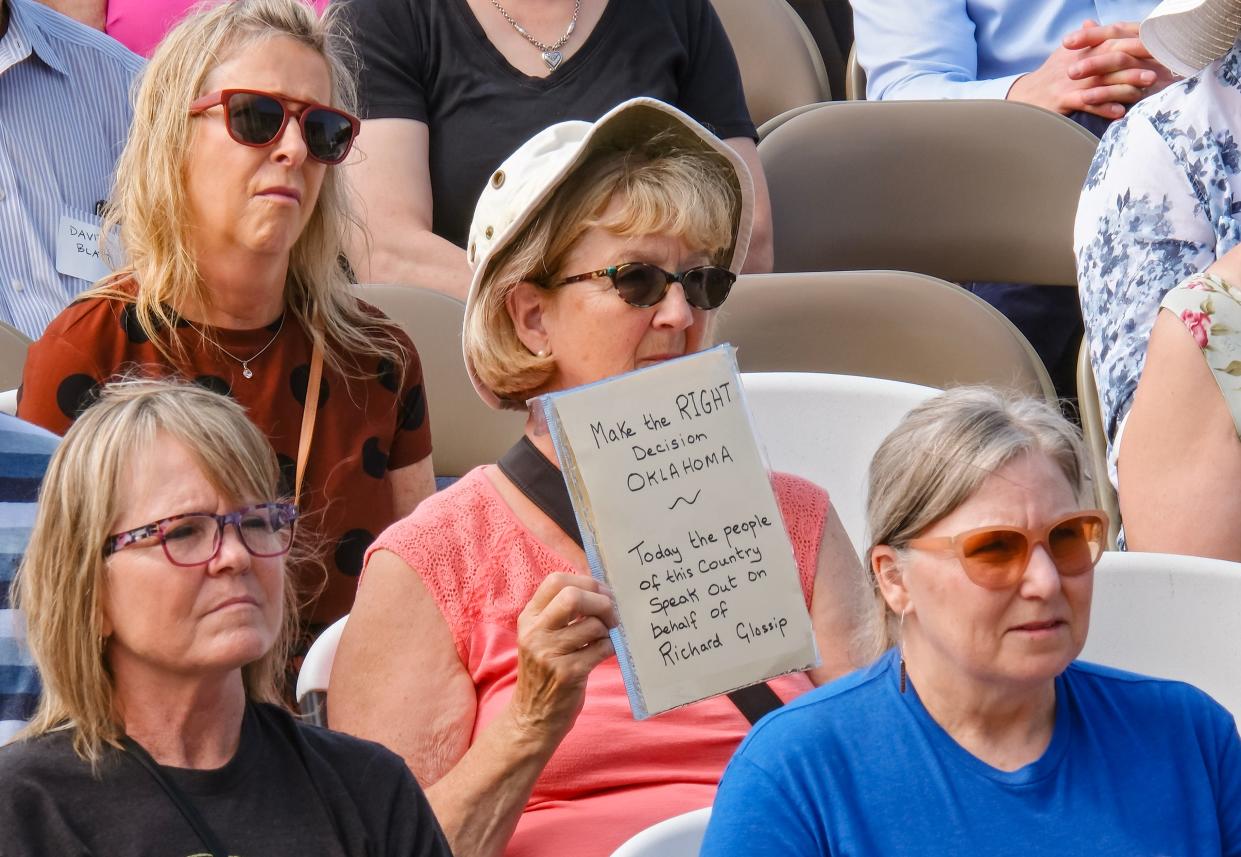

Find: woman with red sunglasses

[18,0,436,640]
[702,387,1241,856]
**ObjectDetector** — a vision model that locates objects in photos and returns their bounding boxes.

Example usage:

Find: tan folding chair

[845,42,865,100]
[758,100,1099,284]
[783,0,847,101]
[711,0,831,126]
[756,101,828,140]
[355,284,525,477]
[0,320,32,392]
[1077,341,1121,547]
[715,271,1056,402]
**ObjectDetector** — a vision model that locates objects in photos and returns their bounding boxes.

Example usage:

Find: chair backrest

[1077,340,1120,547]
[711,0,831,126]
[1081,551,1241,717]
[716,271,1057,403]
[758,100,1099,284]
[757,101,828,140]
[0,321,32,392]
[355,284,525,477]
[608,807,712,857]
[741,372,937,553]
[845,41,865,100]
[295,614,349,727]
[783,0,847,100]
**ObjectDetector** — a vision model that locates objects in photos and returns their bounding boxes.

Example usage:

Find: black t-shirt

[343,0,756,247]
[0,704,451,857]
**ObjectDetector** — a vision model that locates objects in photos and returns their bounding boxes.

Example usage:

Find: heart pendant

[542,50,563,70]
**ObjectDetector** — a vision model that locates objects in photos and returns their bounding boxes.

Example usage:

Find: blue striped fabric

[0,413,57,743]
[0,0,141,339]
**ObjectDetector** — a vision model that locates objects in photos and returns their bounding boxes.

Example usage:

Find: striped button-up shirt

[0,0,141,339]
[0,413,56,744]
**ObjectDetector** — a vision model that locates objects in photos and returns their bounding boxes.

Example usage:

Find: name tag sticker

[55,214,113,283]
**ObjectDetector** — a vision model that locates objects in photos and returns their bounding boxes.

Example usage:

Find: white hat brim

[1142,0,1241,77]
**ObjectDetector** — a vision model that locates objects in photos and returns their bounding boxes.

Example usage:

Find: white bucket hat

[461,97,755,410]
[1141,0,1241,77]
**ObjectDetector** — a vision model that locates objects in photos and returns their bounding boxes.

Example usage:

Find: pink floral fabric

[1160,272,1241,434]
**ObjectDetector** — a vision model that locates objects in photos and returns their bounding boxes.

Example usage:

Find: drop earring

[898,610,908,694]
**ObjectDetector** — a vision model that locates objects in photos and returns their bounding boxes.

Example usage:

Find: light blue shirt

[0,413,57,744]
[852,0,1158,102]
[0,0,141,339]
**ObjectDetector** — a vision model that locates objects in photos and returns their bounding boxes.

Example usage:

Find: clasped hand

[1009,20,1178,119]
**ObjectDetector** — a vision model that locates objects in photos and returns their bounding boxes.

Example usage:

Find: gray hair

[865,387,1091,633]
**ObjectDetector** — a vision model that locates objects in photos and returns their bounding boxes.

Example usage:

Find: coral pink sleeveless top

[368,467,829,857]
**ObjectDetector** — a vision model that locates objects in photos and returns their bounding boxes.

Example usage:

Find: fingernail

[1141,71,1156,83]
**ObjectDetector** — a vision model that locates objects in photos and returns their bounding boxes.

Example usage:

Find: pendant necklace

[488,0,581,70]
[187,311,286,380]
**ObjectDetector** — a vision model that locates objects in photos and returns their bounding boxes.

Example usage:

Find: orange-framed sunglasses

[188,88,360,165]
[904,510,1109,590]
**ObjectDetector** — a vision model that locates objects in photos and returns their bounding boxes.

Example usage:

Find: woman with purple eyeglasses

[0,377,451,856]
[18,0,434,639]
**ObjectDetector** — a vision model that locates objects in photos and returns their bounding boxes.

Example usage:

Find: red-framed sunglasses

[188,89,360,165]
[904,510,1109,590]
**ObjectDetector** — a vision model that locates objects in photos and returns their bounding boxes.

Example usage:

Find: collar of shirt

[0,0,69,79]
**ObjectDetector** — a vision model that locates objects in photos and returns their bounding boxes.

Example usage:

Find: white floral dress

[1075,39,1241,483]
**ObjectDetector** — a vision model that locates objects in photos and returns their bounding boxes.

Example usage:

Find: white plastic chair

[295,615,348,727]
[1081,551,1241,717]
[740,372,938,555]
[608,807,712,857]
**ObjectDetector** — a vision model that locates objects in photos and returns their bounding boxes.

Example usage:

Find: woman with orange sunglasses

[702,387,1241,856]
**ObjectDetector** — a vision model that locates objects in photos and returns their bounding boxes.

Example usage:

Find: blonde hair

[92,0,403,378]
[14,378,300,766]
[865,387,1091,638]
[464,134,739,406]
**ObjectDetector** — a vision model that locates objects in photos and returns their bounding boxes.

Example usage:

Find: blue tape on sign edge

[538,390,652,721]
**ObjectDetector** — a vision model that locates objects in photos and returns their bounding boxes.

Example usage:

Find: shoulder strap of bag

[121,737,228,857]
[497,437,784,725]
[294,338,324,510]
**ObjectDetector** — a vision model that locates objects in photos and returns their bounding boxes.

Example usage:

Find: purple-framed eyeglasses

[103,502,298,568]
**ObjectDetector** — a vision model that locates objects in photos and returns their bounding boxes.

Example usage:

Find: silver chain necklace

[187,311,286,380]
[488,0,581,70]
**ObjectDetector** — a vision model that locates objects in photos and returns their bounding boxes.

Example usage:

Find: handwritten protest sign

[534,346,819,718]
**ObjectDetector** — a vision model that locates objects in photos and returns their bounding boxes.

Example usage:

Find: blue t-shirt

[702,649,1241,856]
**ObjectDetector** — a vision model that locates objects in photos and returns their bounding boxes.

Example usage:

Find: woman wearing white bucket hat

[329,98,876,857]
[1075,0,1241,557]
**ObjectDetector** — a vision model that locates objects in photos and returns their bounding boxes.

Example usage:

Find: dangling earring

[898,610,908,694]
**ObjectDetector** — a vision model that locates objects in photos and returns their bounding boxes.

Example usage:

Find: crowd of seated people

[0,0,1239,854]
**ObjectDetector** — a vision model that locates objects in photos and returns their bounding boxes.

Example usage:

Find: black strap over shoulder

[121,737,229,857]
[497,436,783,726]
